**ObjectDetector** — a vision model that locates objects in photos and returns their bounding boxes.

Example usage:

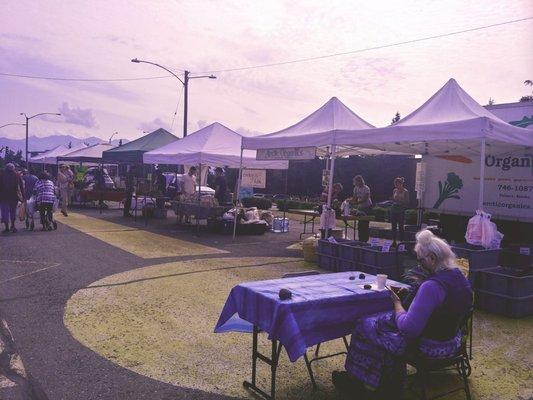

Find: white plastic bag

[465,210,503,249]
[340,200,351,217]
[320,208,336,230]
[26,196,36,216]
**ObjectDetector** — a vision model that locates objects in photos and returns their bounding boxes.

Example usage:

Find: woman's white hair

[414,229,457,271]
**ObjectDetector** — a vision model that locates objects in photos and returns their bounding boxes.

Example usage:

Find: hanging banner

[422,153,533,221]
[256,147,316,160]
[241,169,267,188]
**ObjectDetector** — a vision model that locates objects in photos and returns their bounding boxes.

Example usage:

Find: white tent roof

[334,79,533,155]
[242,97,375,153]
[57,143,116,164]
[29,143,88,164]
[143,122,288,169]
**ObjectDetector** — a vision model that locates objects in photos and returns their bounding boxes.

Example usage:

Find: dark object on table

[279,288,292,300]
[363,284,372,290]
[359,273,366,279]
[349,276,355,280]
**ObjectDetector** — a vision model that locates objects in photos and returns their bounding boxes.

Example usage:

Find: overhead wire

[198,17,533,73]
[170,87,184,132]
[0,16,530,81]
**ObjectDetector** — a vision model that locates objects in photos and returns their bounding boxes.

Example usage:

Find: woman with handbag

[0,163,24,233]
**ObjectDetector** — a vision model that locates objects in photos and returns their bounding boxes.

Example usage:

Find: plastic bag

[18,202,26,221]
[53,198,59,213]
[465,210,503,249]
[26,197,36,216]
[340,200,351,217]
[320,208,336,230]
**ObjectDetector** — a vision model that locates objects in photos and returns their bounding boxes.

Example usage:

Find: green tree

[391,111,401,125]
[520,80,533,102]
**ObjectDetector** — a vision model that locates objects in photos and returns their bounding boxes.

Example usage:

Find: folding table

[215,271,408,399]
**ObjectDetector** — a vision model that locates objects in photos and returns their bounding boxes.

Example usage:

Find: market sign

[241,169,267,188]
[422,153,533,222]
[256,146,316,160]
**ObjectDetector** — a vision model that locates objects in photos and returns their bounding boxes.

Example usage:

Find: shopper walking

[0,163,24,233]
[35,171,57,231]
[57,164,73,216]
[123,165,136,217]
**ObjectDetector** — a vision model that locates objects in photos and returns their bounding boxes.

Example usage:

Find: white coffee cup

[376,274,387,290]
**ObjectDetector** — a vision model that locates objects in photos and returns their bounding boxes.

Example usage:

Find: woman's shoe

[332,371,368,398]
[10,225,17,233]
[52,221,58,230]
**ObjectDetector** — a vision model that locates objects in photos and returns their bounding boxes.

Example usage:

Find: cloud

[57,102,98,128]
[235,126,263,137]
[137,118,171,133]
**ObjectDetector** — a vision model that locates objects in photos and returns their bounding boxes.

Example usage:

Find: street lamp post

[20,112,61,163]
[131,58,216,137]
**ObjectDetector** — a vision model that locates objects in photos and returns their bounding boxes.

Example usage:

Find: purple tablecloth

[214,271,408,362]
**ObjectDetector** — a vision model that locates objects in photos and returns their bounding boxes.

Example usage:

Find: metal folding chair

[405,310,474,400]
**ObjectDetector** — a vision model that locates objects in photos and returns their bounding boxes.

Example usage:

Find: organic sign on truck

[423,153,533,222]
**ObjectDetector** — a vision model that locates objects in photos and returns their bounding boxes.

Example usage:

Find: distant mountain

[0,135,129,153]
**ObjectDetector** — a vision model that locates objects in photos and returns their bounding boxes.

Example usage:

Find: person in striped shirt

[34,171,57,231]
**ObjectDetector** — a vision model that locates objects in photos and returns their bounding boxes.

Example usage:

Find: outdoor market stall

[29,143,88,165]
[56,143,124,205]
[241,96,381,238]
[333,79,533,214]
[143,122,288,232]
[102,128,178,165]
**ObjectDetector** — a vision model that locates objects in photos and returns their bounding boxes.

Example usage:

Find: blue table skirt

[215,271,408,362]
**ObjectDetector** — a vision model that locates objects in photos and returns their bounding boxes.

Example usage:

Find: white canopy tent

[241,96,379,213]
[57,143,116,165]
[242,96,376,157]
[143,122,288,169]
[29,143,88,165]
[332,79,533,209]
[334,79,532,156]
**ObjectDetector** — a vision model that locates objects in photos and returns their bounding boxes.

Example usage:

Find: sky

[1,0,532,142]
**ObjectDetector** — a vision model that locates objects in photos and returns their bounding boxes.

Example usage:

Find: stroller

[27,196,58,231]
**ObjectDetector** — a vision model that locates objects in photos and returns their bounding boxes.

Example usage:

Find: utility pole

[183,70,189,137]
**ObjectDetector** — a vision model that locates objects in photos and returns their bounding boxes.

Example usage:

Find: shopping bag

[465,211,483,246]
[320,208,336,230]
[18,202,26,221]
[26,197,36,216]
[53,198,60,213]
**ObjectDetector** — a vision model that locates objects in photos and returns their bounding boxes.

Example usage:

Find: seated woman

[333,230,473,399]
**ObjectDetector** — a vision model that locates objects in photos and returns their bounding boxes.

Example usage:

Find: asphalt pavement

[0,208,304,400]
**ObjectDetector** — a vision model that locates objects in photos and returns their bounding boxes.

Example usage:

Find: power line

[198,16,533,74]
[170,87,184,133]
[0,72,173,82]
[0,16,531,81]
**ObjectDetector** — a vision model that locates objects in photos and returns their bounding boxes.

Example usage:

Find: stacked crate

[316,238,355,272]
[358,245,403,279]
[453,243,532,318]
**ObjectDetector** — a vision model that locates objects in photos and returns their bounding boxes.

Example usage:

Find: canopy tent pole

[197,163,202,236]
[324,144,337,238]
[478,139,486,210]
[233,147,244,240]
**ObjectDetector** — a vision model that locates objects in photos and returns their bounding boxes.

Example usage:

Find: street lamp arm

[0,123,26,129]
[27,112,62,120]
[131,58,184,85]
[189,74,216,80]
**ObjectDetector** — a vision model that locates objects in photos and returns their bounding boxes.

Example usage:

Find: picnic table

[215,271,408,399]
[287,209,319,238]
[288,209,375,240]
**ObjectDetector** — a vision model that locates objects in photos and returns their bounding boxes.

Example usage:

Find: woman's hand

[389,287,405,314]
